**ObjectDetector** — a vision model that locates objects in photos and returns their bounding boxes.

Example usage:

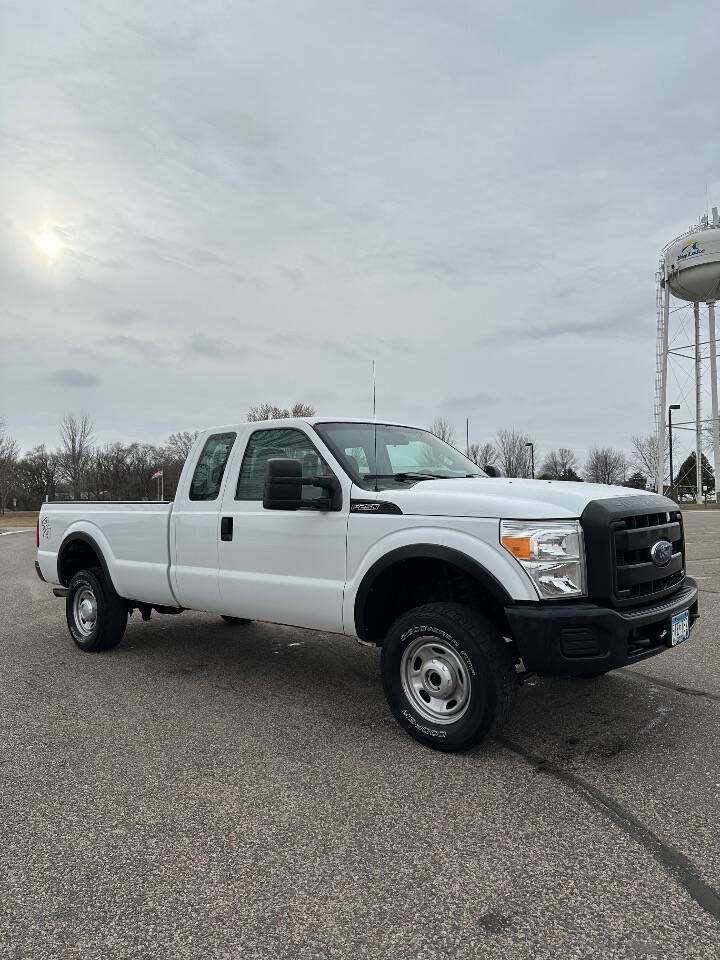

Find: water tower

[655,208,720,502]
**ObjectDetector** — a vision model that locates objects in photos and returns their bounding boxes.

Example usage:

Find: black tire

[221,616,253,626]
[65,568,128,652]
[380,602,517,752]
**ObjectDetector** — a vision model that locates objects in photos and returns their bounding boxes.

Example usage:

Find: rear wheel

[66,568,128,652]
[380,602,517,752]
[221,616,253,626]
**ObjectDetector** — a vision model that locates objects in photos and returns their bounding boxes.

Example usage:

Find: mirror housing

[484,463,503,478]
[263,459,343,511]
[263,458,303,510]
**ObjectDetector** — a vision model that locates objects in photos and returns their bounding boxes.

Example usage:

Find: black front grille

[613,510,685,602]
[581,494,687,610]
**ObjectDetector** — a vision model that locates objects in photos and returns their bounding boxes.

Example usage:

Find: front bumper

[505,577,699,676]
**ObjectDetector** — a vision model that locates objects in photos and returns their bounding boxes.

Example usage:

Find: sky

[1,0,719,466]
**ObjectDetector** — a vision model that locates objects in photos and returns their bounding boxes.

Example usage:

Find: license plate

[670,609,690,646]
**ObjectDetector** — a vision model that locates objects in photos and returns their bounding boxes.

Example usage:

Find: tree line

[429,418,715,493]
[0,404,315,510]
[0,408,713,512]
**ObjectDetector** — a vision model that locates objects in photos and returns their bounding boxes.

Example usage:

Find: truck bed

[37,501,176,606]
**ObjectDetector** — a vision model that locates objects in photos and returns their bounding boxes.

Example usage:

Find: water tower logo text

[677,237,705,262]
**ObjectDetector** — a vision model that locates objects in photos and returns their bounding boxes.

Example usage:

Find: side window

[236,428,332,502]
[189,432,236,501]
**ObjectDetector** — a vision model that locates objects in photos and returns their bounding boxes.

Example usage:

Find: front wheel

[380,602,517,752]
[66,568,128,652]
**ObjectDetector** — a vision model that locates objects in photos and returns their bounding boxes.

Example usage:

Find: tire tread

[381,601,517,751]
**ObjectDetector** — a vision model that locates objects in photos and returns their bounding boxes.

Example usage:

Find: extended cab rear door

[217,424,350,632]
[171,431,238,611]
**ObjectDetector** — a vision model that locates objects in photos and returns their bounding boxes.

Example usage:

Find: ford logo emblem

[650,539,673,567]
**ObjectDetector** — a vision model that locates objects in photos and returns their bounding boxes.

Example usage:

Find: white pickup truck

[36,417,699,751]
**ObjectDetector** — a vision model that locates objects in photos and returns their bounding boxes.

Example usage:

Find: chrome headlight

[500,520,586,599]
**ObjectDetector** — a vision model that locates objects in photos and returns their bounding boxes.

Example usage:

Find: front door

[218,426,349,632]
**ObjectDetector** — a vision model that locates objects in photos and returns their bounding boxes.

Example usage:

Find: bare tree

[290,402,316,417]
[538,447,580,481]
[584,446,628,485]
[58,413,95,498]
[631,434,668,485]
[495,428,535,478]
[247,402,316,422]
[14,445,59,508]
[430,418,457,446]
[467,441,497,469]
[0,418,20,512]
[165,430,200,461]
[124,443,163,500]
[87,443,131,500]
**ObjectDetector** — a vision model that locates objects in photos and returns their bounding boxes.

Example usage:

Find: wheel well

[58,538,103,586]
[357,556,510,644]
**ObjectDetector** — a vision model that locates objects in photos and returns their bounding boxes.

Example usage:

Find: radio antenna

[372,360,378,492]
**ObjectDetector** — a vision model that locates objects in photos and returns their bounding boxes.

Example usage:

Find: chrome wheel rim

[400,636,472,724]
[73,587,98,637]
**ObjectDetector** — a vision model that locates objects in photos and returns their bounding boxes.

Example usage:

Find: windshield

[314,422,487,488]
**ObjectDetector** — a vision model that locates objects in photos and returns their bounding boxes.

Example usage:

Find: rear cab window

[189,432,236,501]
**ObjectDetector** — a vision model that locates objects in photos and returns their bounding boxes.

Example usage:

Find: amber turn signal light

[501,534,531,560]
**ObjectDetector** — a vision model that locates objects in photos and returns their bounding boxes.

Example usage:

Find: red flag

[151,468,163,480]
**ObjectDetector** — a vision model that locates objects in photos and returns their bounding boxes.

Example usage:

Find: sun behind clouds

[36,226,63,258]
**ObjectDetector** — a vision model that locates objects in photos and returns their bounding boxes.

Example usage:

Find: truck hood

[380,477,653,520]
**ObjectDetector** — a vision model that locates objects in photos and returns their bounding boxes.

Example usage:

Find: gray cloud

[49,369,100,388]
[443,393,496,411]
[184,334,242,358]
[101,335,163,357]
[103,309,144,328]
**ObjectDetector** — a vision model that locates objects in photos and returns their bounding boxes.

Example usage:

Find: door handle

[220,516,233,541]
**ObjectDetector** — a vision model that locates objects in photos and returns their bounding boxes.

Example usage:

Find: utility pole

[668,404,680,500]
[525,441,535,479]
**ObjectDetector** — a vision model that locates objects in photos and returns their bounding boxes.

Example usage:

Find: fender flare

[353,544,513,641]
[57,530,119,593]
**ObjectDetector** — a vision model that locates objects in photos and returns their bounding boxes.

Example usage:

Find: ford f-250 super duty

[36,417,699,751]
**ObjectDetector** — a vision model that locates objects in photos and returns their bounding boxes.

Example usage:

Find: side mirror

[311,472,343,511]
[484,463,503,478]
[263,458,303,510]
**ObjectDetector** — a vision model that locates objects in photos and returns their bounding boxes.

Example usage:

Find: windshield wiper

[363,472,439,482]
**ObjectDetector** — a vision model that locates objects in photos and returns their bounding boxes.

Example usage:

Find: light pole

[525,441,535,479]
[668,404,680,499]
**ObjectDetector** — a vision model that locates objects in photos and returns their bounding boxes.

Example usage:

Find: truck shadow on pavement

[115,611,702,770]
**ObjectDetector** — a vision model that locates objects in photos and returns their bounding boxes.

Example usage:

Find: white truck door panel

[172,431,237,612]
[217,425,348,632]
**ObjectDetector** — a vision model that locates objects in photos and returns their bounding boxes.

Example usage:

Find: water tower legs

[694,302,703,504]
[655,270,670,494]
[709,301,720,504]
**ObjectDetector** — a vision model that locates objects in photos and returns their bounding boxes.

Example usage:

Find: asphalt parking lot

[2,514,719,960]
